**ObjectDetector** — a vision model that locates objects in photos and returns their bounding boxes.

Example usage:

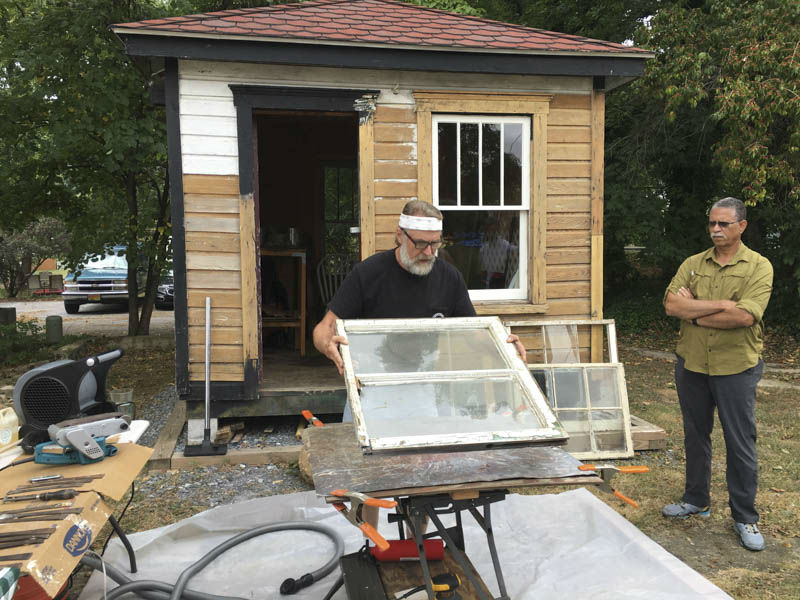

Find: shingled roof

[114,0,648,56]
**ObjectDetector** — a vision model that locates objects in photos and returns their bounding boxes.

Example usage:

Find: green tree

[0,0,171,335]
[622,0,800,323]
[0,217,71,297]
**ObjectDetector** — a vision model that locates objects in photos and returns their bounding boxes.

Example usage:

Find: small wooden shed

[113,0,651,418]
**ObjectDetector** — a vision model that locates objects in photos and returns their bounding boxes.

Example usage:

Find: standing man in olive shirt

[662,197,773,552]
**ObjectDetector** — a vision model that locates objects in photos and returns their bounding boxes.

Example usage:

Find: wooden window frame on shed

[415,90,551,315]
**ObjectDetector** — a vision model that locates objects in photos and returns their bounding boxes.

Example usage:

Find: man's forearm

[665,292,734,320]
[696,306,755,329]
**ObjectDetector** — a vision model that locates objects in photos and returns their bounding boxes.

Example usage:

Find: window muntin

[322,163,359,257]
[337,317,567,453]
[509,319,633,459]
[433,115,529,301]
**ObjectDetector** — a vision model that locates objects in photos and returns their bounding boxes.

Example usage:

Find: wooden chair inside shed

[316,253,357,307]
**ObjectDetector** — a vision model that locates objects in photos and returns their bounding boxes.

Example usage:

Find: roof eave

[111,27,653,60]
[113,31,651,83]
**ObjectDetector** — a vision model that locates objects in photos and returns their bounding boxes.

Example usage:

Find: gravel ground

[131,385,313,511]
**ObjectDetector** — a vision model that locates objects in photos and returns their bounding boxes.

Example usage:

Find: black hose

[80,521,345,600]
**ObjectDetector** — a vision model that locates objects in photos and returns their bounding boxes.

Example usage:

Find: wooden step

[631,414,667,450]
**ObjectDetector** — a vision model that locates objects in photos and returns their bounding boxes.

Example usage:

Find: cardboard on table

[0,442,152,597]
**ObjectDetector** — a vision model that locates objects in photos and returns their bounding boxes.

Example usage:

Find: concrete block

[187,417,218,445]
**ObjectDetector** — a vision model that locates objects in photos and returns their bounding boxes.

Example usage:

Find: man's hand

[506,334,527,362]
[677,286,694,299]
[325,335,348,375]
[313,310,349,375]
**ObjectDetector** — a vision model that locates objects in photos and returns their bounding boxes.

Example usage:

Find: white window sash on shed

[432,114,530,302]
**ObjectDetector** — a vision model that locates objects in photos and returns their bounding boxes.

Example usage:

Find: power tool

[33,413,131,465]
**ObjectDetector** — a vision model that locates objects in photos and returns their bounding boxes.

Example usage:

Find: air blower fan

[13,349,126,452]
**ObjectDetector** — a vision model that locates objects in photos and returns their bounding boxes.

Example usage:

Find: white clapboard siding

[180,96,237,118]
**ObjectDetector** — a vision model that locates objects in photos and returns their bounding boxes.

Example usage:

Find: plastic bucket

[0,407,19,447]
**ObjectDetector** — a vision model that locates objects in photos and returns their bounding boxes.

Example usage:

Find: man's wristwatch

[691,318,699,326]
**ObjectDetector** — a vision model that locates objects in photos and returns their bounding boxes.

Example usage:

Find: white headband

[398,213,442,231]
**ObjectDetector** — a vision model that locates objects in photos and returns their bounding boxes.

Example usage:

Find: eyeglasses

[708,220,741,229]
[401,228,443,250]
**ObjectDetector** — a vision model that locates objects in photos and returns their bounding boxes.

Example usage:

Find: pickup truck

[62,247,143,314]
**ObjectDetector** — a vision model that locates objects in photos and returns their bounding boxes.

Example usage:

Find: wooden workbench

[304,424,602,600]
[304,423,600,500]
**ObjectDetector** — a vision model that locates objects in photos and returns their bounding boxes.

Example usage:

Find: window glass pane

[543,325,580,363]
[441,210,520,290]
[530,369,553,406]
[560,409,593,453]
[347,329,507,374]
[339,167,354,221]
[460,123,479,206]
[359,378,545,439]
[323,167,339,220]
[438,123,457,206]
[504,122,523,206]
[482,123,501,206]
[593,409,626,451]
[587,367,621,407]
[552,369,586,408]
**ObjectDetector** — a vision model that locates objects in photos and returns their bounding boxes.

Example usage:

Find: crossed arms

[664,287,754,329]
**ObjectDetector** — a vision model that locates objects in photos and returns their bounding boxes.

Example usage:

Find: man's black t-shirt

[328,249,476,319]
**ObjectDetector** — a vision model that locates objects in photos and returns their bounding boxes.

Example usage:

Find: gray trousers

[675,355,763,524]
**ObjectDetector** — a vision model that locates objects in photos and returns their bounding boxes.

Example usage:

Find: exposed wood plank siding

[535,92,594,330]
[590,90,606,360]
[183,173,246,382]
[373,103,418,252]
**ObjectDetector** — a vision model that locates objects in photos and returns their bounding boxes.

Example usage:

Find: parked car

[155,270,174,310]
[62,247,143,314]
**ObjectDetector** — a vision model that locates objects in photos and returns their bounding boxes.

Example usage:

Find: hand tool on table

[331,489,397,551]
[0,527,55,549]
[3,489,90,504]
[579,463,650,508]
[11,474,103,493]
[33,413,130,465]
[0,503,73,516]
[0,508,82,523]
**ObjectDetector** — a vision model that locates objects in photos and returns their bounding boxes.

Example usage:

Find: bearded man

[313,200,525,375]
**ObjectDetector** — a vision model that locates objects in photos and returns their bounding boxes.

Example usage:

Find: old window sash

[506,319,633,459]
[414,90,550,311]
[336,316,567,454]
[433,114,530,302]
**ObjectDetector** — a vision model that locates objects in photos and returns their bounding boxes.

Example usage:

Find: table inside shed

[261,248,307,356]
[303,423,601,600]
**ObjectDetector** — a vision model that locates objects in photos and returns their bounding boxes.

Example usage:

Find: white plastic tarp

[81,488,732,600]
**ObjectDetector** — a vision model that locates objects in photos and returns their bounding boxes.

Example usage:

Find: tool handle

[301,410,324,427]
[578,464,650,474]
[359,522,390,552]
[39,490,78,501]
[364,497,397,509]
[617,466,650,474]
[613,490,639,508]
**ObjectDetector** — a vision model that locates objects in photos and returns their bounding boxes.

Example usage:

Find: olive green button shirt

[664,243,773,376]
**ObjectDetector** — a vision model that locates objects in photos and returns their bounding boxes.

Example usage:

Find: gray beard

[398,243,436,276]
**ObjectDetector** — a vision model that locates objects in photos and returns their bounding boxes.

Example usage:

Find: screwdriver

[3,489,87,503]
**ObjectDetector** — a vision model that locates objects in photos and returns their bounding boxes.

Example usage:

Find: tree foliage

[0,0,172,334]
[0,217,71,297]
[622,0,800,323]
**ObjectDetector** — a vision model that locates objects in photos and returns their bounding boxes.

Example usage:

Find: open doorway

[255,111,359,386]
